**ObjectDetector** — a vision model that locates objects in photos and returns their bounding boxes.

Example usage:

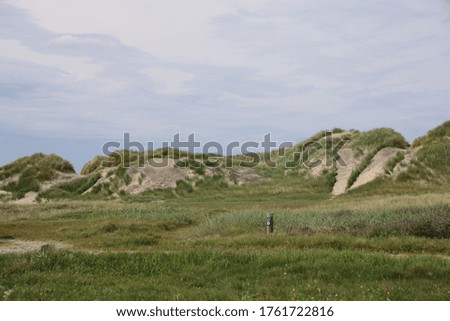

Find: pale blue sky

[1,0,449,172]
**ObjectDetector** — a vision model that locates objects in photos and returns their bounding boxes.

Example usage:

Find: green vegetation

[0,153,74,181]
[0,245,448,300]
[80,155,111,175]
[175,159,206,174]
[0,193,448,300]
[38,173,101,200]
[175,179,194,195]
[347,151,376,188]
[195,173,228,191]
[282,128,350,162]
[412,120,450,147]
[0,153,75,199]
[385,151,405,175]
[82,148,222,175]
[347,128,408,188]
[194,204,450,238]
[0,123,449,300]
[397,142,450,183]
[350,127,408,154]
[343,122,449,196]
[395,121,450,184]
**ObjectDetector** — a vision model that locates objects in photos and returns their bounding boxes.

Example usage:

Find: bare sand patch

[228,167,267,185]
[351,147,404,190]
[125,159,191,194]
[332,148,359,195]
[0,239,70,254]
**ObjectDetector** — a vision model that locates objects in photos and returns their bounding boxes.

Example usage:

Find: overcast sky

[1,0,449,172]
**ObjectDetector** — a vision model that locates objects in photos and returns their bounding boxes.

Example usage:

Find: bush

[80,156,111,175]
[38,173,101,200]
[331,128,345,134]
[82,150,142,173]
[4,177,40,199]
[370,206,450,238]
[351,128,408,151]
[195,174,228,191]
[194,165,205,175]
[322,168,337,192]
[175,159,205,175]
[175,179,193,195]
[101,223,118,233]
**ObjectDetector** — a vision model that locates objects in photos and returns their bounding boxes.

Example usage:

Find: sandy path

[0,240,70,254]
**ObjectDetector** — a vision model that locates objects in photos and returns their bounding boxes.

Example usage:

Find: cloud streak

[0,39,101,79]
[1,0,450,171]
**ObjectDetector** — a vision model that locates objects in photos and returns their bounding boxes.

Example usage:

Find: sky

[1,0,449,172]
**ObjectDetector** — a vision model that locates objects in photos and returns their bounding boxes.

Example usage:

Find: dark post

[266,212,273,234]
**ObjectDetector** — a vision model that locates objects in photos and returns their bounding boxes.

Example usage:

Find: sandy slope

[350,147,404,190]
[332,148,359,195]
[125,159,191,194]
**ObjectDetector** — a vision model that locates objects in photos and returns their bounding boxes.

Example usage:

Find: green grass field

[0,185,449,300]
[0,122,449,300]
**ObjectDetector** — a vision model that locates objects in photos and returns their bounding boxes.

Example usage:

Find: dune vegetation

[0,121,449,300]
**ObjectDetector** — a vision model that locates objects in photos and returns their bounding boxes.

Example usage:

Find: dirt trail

[389,253,450,261]
[0,239,70,254]
[332,148,359,195]
[351,147,404,190]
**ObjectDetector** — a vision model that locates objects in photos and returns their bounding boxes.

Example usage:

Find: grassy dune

[0,153,75,199]
[0,122,449,300]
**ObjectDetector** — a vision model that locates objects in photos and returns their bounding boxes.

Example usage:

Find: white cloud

[0,39,101,79]
[49,34,117,47]
[4,0,238,65]
[219,90,347,115]
[1,0,449,145]
[144,68,195,94]
[5,0,450,87]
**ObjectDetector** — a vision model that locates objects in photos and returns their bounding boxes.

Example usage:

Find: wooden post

[266,212,273,234]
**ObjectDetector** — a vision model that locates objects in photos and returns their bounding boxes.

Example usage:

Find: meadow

[0,176,449,300]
